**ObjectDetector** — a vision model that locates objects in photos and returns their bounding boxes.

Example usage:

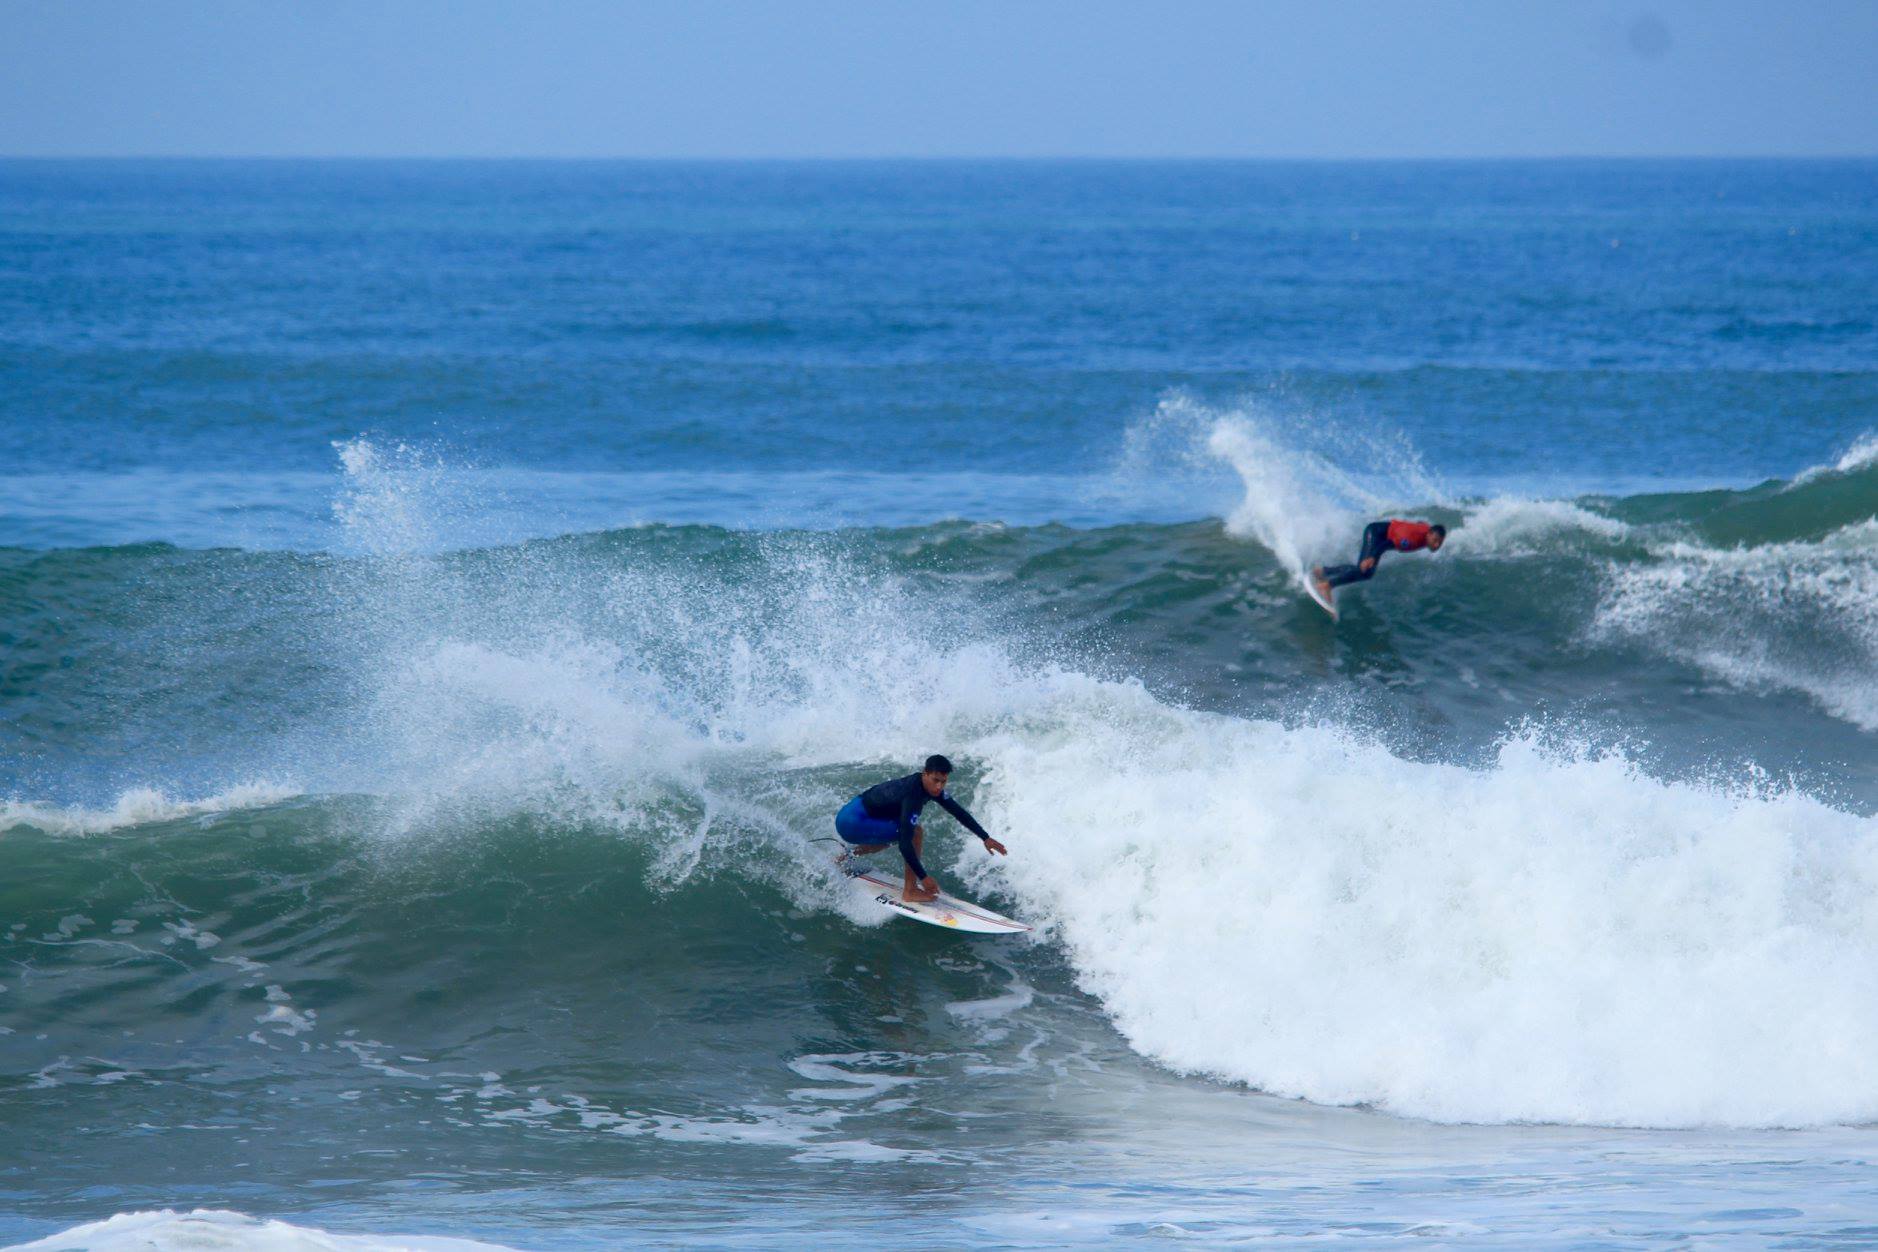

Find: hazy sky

[4,1,1876,158]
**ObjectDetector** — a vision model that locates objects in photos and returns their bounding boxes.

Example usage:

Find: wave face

[6,433,1878,1136]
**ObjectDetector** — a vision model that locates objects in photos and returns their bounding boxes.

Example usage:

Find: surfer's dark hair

[924,754,954,775]
[1429,524,1447,538]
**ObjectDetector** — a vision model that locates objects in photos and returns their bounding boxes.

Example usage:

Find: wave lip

[0,781,301,836]
[1795,431,1878,484]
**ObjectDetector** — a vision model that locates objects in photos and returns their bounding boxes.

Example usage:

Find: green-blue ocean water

[3,160,1878,1249]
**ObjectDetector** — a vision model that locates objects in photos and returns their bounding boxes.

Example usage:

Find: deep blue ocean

[3,160,1877,1250]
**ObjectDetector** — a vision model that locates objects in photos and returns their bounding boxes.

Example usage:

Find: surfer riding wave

[1312,519,1446,607]
[836,754,1008,902]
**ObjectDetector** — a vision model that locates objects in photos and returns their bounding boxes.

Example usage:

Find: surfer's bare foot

[904,876,940,903]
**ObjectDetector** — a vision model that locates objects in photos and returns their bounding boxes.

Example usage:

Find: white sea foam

[0,782,300,836]
[2,1209,514,1251]
[1205,407,1441,584]
[1448,497,1630,556]
[1204,419,1357,583]
[1829,432,1878,475]
[331,438,471,558]
[967,697,1878,1128]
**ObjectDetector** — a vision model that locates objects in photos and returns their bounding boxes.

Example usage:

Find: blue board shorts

[835,796,901,845]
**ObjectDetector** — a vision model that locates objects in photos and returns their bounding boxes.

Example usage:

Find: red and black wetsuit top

[1385,520,1434,552]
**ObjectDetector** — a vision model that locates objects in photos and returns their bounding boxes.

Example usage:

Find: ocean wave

[9,436,1878,1131]
[15,505,1878,1131]
[314,442,1878,1128]
[13,659,1878,1129]
[1595,520,1878,731]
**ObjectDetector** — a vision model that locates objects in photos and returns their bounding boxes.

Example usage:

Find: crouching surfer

[835,754,1007,902]
[1312,519,1446,603]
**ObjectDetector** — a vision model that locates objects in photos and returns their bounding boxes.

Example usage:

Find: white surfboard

[1305,572,1338,619]
[843,865,1032,934]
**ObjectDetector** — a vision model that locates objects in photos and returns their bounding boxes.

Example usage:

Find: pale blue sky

[3,1,1875,158]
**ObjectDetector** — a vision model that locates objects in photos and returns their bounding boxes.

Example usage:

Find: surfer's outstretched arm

[939,794,1007,855]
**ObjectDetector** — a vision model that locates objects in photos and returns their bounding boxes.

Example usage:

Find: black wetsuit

[1321,522,1394,589]
[857,773,992,882]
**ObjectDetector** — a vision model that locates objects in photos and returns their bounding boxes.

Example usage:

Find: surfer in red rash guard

[1312,519,1446,600]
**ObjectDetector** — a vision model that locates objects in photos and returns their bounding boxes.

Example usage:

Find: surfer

[836,755,1007,903]
[1313,519,1446,600]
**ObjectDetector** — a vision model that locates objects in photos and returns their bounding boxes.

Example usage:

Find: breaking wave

[6,432,1878,1134]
